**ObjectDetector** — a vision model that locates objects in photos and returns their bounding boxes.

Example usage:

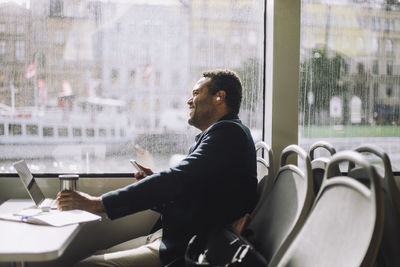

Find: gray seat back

[271,150,384,267]
[245,144,314,264]
[309,141,337,196]
[254,141,274,208]
[350,144,400,267]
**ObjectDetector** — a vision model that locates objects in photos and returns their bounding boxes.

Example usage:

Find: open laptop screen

[13,160,46,206]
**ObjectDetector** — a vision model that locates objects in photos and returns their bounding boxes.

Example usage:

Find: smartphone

[130,160,147,177]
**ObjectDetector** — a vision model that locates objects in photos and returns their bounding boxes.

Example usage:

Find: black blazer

[101,113,258,264]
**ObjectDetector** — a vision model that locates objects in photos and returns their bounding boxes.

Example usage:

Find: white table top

[0,199,80,262]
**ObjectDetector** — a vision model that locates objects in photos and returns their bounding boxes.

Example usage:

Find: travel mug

[59,174,79,191]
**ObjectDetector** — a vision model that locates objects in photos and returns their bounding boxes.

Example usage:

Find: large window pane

[0,0,264,173]
[300,0,400,170]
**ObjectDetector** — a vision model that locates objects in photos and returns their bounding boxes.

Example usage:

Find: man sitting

[57,69,258,267]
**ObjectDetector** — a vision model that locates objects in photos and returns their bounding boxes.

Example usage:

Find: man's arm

[101,121,255,220]
[56,165,154,212]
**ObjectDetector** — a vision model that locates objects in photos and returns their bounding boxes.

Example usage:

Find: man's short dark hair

[203,69,243,115]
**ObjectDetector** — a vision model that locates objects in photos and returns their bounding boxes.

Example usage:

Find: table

[0,199,80,266]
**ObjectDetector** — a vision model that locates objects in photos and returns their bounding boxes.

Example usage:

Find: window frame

[264,0,300,170]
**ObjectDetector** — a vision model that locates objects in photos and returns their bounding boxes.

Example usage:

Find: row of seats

[245,141,400,267]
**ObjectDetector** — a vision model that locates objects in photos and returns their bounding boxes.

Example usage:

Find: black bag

[184,228,268,267]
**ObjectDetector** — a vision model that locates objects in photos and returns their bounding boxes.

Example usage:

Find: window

[385,39,393,54]
[385,19,390,31]
[386,84,393,97]
[15,41,24,61]
[35,29,46,42]
[111,69,119,84]
[0,2,398,174]
[357,37,364,50]
[16,25,24,34]
[300,0,400,171]
[129,70,136,84]
[0,72,4,87]
[26,125,38,135]
[0,1,264,173]
[54,30,64,44]
[99,128,107,137]
[55,52,64,66]
[50,0,63,17]
[73,128,82,137]
[0,40,5,60]
[371,38,379,54]
[387,60,393,76]
[9,124,22,135]
[376,17,381,31]
[155,71,161,86]
[43,127,54,137]
[58,127,68,137]
[373,60,379,75]
[357,63,365,75]
[371,17,376,30]
[373,82,379,101]
[86,128,95,137]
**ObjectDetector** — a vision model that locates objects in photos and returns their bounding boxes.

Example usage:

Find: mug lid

[58,174,79,180]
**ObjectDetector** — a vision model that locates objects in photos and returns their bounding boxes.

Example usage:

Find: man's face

[187,77,215,130]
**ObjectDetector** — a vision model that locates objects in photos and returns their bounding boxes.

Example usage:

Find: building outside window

[300,0,400,171]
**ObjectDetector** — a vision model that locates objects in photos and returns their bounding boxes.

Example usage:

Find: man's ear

[215,90,226,103]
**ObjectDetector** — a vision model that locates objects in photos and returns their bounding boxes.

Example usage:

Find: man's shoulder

[206,118,251,138]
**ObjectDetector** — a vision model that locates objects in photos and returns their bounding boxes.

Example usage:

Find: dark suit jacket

[101,113,258,264]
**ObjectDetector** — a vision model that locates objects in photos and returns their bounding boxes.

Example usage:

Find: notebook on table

[0,200,101,227]
[13,160,58,210]
[0,160,102,226]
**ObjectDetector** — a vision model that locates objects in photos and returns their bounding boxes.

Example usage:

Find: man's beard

[188,112,196,126]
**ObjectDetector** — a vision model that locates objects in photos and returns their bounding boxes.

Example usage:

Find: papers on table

[0,208,101,227]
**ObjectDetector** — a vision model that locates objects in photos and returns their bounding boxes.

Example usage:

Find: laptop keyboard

[39,198,58,209]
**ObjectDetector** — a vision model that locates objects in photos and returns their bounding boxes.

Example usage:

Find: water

[0,152,185,174]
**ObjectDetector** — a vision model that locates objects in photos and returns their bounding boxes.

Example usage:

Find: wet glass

[299,0,400,171]
[0,0,265,173]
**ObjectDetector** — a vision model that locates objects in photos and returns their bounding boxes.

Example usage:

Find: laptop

[13,160,58,210]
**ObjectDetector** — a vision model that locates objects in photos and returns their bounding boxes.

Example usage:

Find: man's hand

[134,162,154,180]
[56,190,104,213]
